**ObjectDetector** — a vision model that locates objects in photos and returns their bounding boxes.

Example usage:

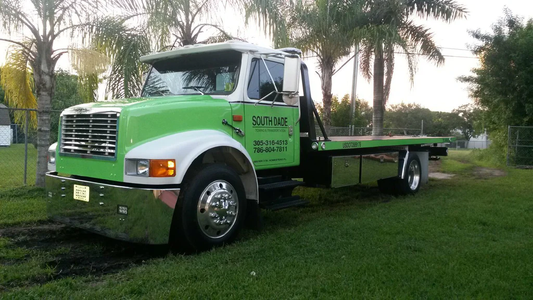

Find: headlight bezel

[48,150,56,164]
[125,159,176,177]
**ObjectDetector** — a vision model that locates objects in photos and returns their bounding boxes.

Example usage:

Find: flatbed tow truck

[46,41,453,252]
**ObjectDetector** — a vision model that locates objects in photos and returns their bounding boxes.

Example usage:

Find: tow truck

[46,41,453,252]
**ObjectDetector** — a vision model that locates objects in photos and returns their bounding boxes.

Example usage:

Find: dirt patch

[429,172,455,180]
[0,222,169,291]
[428,160,456,179]
[428,160,442,173]
[472,167,507,179]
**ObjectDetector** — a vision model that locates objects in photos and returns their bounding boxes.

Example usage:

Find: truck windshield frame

[141,50,242,97]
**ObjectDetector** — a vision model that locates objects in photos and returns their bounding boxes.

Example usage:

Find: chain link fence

[0,107,62,189]
[507,126,533,168]
[448,140,491,150]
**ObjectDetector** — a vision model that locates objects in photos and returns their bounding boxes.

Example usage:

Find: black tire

[170,164,247,253]
[397,153,422,195]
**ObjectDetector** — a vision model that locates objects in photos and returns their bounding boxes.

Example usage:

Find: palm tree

[101,0,294,99]
[289,0,367,127]
[358,0,466,136]
[0,0,111,187]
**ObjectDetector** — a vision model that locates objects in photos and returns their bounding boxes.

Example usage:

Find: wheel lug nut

[209,212,218,218]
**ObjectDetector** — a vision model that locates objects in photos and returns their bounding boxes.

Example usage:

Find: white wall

[0,125,11,146]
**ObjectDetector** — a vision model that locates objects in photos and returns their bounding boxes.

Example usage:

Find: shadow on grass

[0,181,426,292]
[0,222,169,291]
[255,184,396,236]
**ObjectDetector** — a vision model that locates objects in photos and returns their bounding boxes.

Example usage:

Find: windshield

[141,50,241,97]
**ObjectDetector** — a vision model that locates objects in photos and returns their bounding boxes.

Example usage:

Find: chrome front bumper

[45,172,180,244]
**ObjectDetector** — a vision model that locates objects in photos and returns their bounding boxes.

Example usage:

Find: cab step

[259,180,304,192]
[260,196,309,211]
[257,175,284,185]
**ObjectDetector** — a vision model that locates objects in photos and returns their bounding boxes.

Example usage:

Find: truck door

[243,58,300,169]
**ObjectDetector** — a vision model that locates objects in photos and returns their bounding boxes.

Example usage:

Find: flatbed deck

[316,136,454,151]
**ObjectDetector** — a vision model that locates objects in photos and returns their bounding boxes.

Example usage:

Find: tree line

[460,10,533,160]
[319,96,483,139]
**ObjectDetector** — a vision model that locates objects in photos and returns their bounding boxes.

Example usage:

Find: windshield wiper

[182,86,205,95]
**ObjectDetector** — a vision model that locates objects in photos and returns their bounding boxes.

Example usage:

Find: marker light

[149,159,176,177]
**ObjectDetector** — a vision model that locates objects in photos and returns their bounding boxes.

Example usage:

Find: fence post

[506,126,511,166]
[514,127,520,166]
[24,110,29,185]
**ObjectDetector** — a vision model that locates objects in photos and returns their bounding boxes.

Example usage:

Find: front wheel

[170,164,247,253]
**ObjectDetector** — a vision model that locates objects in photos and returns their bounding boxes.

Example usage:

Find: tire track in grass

[0,222,169,292]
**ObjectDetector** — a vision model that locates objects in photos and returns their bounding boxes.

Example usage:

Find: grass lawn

[0,144,37,189]
[0,150,532,298]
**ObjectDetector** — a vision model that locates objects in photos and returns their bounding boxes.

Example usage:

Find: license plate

[73,184,90,202]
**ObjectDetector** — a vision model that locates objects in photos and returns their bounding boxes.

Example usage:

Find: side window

[247,59,284,102]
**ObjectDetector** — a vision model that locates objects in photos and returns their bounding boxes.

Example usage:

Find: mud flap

[245,199,263,231]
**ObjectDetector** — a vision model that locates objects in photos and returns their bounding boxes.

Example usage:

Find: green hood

[63,95,218,111]
[56,95,235,182]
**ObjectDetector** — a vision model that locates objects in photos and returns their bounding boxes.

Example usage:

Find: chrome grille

[60,112,119,158]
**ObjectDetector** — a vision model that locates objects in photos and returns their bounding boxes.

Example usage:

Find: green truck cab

[46,41,454,252]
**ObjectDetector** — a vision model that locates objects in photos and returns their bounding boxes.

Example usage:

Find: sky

[1,0,533,112]
[239,0,533,112]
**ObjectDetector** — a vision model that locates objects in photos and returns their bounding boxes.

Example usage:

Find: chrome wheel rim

[408,160,421,191]
[197,180,238,239]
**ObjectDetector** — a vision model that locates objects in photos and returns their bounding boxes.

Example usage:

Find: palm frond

[0,0,40,40]
[0,45,37,128]
[78,73,100,102]
[69,48,110,77]
[87,16,151,98]
[400,20,444,65]
[359,43,374,81]
[406,0,467,22]
[242,0,293,47]
[106,33,151,98]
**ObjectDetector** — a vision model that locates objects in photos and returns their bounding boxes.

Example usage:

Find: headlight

[48,150,56,164]
[136,160,149,176]
[126,159,176,177]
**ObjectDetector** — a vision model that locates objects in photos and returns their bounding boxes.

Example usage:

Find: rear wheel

[378,153,422,196]
[398,154,421,195]
[170,164,246,253]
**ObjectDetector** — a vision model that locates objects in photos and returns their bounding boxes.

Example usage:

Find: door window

[247,59,284,102]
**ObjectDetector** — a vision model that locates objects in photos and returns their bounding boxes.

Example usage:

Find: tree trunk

[372,44,385,136]
[383,46,395,105]
[34,53,54,187]
[320,59,334,130]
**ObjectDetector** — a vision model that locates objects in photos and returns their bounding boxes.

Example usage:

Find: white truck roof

[140,40,291,64]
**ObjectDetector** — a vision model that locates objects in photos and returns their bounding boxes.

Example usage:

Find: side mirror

[282,56,300,106]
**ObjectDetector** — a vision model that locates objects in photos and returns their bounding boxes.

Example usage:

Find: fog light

[117,205,128,215]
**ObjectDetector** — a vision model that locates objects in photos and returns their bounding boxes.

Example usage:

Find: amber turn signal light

[149,159,176,177]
